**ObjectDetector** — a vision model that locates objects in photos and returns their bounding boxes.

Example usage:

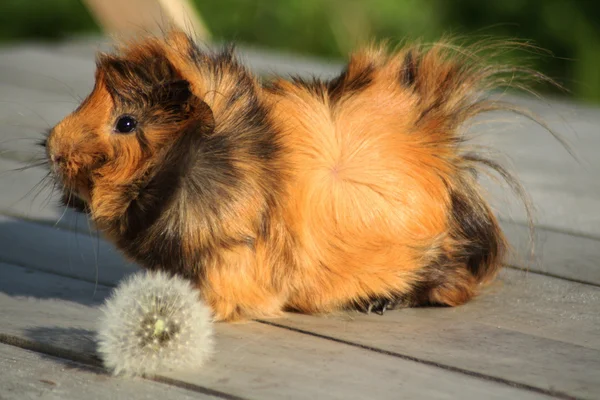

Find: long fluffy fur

[46,32,539,321]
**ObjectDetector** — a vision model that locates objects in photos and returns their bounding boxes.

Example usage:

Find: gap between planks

[0,262,558,400]
[0,342,233,400]
[0,335,247,400]
[0,227,594,400]
[0,154,598,286]
[255,320,580,400]
[0,219,599,398]
[1,42,600,399]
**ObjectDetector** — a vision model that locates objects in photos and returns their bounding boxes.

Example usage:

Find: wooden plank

[2,42,600,236]
[5,149,596,289]
[0,263,551,400]
[469,104,600,238]
[502,221,600,285]
[1,214,599,397]
[271,269,600,400]
[0,82,79,161]
[0,157,64,221]
[0,158,93,234]
[0,49,94,97]
[1,163,599,287]
[0,344,221,400]
[0,215,137,286]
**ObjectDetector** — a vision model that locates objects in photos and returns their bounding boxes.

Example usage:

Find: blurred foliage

[0,0,96,41]
[1,0,599,103]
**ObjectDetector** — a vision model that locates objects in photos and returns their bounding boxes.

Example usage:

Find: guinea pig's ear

[154,79,215,135]
[189,92,215,135]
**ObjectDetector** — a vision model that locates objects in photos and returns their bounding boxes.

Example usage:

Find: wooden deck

[0,37,599,400]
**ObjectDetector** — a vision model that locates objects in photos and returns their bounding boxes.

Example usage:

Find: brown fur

[46,31,538,321]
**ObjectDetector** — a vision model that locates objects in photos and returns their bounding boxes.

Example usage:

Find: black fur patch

[121,126,200,243]
[262,81,286,95]
[351,181,504,314]
[291,76,328,99]
[400,51,418,88]
[38,136,48,149]
[328,63,374,104]
[350,254,451,314]
[60,192,89,214]
[116,115,232,276]
[449,186,502,279]
[188,40,205,64]
[101,48,283,279]
[88,39,284,282]
[99,53,180,106]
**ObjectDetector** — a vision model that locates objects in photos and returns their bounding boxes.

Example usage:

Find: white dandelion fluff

[97,271,214,376]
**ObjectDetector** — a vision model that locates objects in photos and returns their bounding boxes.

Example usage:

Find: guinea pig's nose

[51,153,65,165]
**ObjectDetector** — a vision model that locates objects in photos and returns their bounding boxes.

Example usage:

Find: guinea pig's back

[264,55,455,311]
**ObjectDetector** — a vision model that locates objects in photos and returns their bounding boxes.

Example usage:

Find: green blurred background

[1,0,599,103]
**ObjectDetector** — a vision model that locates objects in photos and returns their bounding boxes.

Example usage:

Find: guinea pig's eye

[114,115,137,134]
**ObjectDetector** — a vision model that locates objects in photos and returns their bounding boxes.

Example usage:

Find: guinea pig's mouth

[60,189,90,214]
[50,169,92,214]
[53,170,92,214]
[43,133,94,214]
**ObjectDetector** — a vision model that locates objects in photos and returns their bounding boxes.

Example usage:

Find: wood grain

[272,269,600,399]
[0,343,223,400]
[1,38,599,400]
[0,215,138,286]
[0,262,553,400]
[0,214,598,398]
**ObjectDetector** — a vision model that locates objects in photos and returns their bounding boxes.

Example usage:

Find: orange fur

[45,32,536,321]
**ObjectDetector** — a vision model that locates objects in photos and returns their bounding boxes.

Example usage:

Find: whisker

[3,161,48,172]
[0,101,53,129]
[0,137,45,145]
[10,172,51,209]
[54,189,71,227]
[28,173,55,210]
[86,215,100,296]
[40,177,59,210]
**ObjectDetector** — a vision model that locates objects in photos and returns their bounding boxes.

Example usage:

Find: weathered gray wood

[468,104,600,238]
[1,168,598,288]
[0,157,93,234]
[0,343,221,400]
[1,213,599,397]
[272,269,600,399]
[2,41,600,238]
[502,221,600,285]
[0,263,552,400]
[0,82,78,161]
[0,48,94,97]
[0,215,138,286]
[0,345,217,400]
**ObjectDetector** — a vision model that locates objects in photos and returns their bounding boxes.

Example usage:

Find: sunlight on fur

[45,30,559,321]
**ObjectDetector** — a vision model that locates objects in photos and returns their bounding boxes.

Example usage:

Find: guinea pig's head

[45,37,215,219]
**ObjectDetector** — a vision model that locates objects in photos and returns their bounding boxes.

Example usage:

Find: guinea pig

[45,31,539,321]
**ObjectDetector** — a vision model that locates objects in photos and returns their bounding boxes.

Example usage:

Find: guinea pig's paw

[355,294,412,315]
[97,271,214,377]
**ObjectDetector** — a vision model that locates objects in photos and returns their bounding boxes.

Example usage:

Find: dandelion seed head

[97,271,214,376]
